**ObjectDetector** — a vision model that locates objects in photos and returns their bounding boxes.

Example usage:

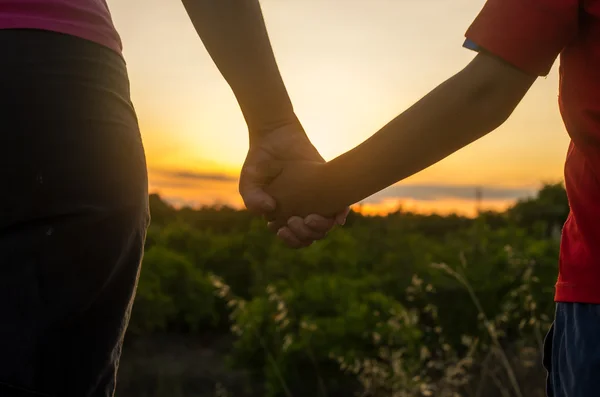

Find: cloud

[159,195,238,209]
[150,168,538,208]
[362,184,537,204]
[151,169,238,183]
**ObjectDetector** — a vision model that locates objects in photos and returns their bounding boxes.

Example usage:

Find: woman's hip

[0,29,148,225]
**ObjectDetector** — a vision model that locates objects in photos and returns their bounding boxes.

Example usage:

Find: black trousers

[0,30,149,397]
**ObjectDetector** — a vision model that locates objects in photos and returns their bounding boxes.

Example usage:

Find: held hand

[262,161,332,218]
[263,160,348,247]
[238,123,348,247]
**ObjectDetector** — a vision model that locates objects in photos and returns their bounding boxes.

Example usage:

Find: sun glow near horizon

[109,0,569,216]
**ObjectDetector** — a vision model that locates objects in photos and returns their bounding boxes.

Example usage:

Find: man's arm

[181,0,297,139]
[322,52,536,208]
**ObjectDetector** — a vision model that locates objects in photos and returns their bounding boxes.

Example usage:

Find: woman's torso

[0,0,121,53]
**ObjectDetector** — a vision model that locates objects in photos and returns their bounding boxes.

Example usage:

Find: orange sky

[107,0,569,217]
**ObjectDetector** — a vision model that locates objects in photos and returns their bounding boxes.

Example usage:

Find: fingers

[270,215,334,238]
[287,216,329,241]
[239,159,283,214]
[277,227,313,249]
[270,215,336,248]
[304,214,336,231]
[269,212,347,249]
[269,219,323,249]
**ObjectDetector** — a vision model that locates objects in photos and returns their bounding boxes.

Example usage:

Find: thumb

[239,159,284,214]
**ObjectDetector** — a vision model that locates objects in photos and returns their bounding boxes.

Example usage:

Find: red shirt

[0,0,122,54]
[465,0,600,303]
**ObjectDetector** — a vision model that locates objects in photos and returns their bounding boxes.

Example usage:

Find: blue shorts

[543,303,600,397]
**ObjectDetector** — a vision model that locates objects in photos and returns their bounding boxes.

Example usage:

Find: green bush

[125,183,567,396]
[129,245,218,334]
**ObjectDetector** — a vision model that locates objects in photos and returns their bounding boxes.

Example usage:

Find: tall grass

[210,246,551,397]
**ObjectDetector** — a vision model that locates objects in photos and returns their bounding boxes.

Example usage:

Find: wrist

[247,113,302,146]
[325,151,379,209]
[319,161,352,214]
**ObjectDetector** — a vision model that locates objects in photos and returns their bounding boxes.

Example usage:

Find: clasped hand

[238,123,348,248]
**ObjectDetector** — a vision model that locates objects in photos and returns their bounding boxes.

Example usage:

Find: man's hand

[239,122,349,248]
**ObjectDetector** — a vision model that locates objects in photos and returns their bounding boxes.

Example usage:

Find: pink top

[0,0,122,53]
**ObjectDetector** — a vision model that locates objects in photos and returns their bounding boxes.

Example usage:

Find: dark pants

[0,30,149,396]
[544,303,600,397]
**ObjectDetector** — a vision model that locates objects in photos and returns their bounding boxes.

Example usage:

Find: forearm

[182,0,297,139]
[324,54,536,208]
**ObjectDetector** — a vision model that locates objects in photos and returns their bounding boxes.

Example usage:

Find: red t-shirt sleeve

[465,0,580,76]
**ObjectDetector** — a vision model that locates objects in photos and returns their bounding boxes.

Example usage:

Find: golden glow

[354,198,513,218]
[108,0,569,215]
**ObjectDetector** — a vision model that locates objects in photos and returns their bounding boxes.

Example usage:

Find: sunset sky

[107,0,570,216]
